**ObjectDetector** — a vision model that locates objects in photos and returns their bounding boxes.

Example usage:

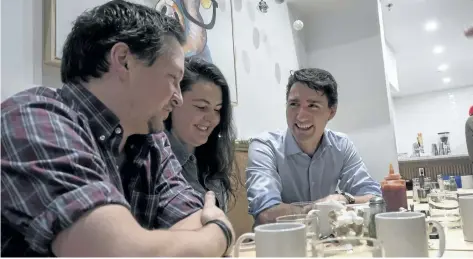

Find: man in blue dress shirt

[246,68,382,225]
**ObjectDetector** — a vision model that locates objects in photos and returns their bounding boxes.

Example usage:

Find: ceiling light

[424,20,438,32]
[442,77,451,84]
[433,45,444,54]
[437,64,449,72]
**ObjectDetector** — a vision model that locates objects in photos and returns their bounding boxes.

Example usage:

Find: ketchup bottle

[381,164,408,212]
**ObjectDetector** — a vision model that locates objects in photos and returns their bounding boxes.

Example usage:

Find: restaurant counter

[399,154,472,180]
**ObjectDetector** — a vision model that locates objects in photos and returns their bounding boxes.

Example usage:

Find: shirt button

[99,135,105,141]
[189,155,195,162]
[115,127,122,135]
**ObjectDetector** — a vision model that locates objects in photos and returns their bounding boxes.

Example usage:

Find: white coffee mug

[461,175,473,189]
[233,222,307,257]
[375,212,446,257]
[459,196,473,241]
[315,201,345,237]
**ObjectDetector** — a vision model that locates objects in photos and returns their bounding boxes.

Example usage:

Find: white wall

[307,36,399,181]
[383,44,399,92]
[287,5,307,68]
[0,0,2,89]
[393,86,473,156]
[231,0,299,139]
[1,0,43,101]
[301,0,399,181]
[45,0,300,139]
[3,0,299,140]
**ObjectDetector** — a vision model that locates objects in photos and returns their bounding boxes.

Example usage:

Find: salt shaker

[368,196,386,239]
[448,176,458,191]
[437,174,444,191]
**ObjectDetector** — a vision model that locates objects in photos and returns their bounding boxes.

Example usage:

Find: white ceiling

[381,0,473,97]
[287,0,380,50]
[286,0,473,97]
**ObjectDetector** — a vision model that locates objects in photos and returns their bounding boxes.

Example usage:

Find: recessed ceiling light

[424,20,438,32]
[437,64,449,72]
[442,77,451,84]
[433,45,444,54]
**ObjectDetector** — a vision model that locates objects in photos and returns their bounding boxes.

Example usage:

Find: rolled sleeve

[246,139,283,217]
[152,133,204,227]
[338,140,381,196]
[25,182,129,254]
[1,102,130,255]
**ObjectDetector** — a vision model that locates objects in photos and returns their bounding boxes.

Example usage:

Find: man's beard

[147,115,164,133]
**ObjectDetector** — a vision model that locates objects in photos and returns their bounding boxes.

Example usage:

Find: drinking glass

[276,210,319,238]
[311,236,384,257]
[412,178,420,202]
[428,191,461,229]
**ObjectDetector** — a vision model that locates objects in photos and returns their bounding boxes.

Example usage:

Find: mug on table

[314,201,346,237]
[459,195,473,242]
[291,200,346,238]
[375,211,446,257]
[233,222,307,257]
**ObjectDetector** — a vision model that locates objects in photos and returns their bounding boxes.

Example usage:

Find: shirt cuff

[355,187,382,197]
[25,181,130,255]
[249,197,281,217]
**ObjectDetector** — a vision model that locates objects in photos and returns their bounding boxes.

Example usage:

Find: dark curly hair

[61,0,185,85]
[286,68,338,108]
[164,57,240,209]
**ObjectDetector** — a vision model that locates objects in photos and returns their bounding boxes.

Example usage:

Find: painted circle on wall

[246,0,256,22]
[265,40,272,57]
[217,0,226,12]
[261,30,267,43]
[242,50,251,74]
[275,63,281,84]
[234,0,242,12]
[253,27,260,49]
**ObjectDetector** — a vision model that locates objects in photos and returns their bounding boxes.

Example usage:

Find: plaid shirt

[1,84,204,256]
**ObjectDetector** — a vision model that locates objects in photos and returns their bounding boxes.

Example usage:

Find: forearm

[146,224,227,257]
[52,205,227,257]
[170,210,203,230]
[317,194,375,205]
[354,194,375,204]
[256,203,302,225]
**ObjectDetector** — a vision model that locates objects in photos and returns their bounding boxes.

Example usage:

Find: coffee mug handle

[426,220,445,257]
[233,232,255,257]
[306,209,320,238]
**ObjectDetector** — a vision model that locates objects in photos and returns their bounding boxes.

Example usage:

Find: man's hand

[301,204,315,214]
[315,194,348,204]
[201,191,235,250]
[316,194,375,205]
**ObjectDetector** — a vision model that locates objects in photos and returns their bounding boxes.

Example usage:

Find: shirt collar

[59,84,120,143]
[284,128,333,156]
[165,129,193,165]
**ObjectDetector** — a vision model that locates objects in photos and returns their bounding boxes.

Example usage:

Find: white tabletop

[232,192,473,257]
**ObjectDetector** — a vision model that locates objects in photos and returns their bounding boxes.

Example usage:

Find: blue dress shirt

[246,129,381,217]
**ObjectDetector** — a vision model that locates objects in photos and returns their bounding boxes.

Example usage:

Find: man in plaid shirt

[1,0,234,257]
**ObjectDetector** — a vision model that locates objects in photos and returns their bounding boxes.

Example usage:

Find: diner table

[232,189,473,257]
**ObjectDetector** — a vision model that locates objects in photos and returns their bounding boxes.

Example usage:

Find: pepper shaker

[368,196,386,239]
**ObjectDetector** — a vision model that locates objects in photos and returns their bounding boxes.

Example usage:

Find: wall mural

[143,0,238,103]
[154,0,216,61]
[52,0,238,104]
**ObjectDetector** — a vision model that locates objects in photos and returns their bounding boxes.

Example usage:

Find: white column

[304,0,399,181]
